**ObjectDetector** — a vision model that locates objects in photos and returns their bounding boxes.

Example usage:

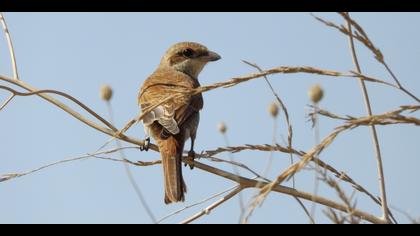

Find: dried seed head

[308,84,324,104]
[100,84,113,101]
[268,102,279,118]
[218,122,227,134]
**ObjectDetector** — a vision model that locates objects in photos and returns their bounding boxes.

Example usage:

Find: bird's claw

[184,150,196,170]
[140,137,150,151]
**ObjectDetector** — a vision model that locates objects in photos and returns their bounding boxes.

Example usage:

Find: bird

[138,42,221,204]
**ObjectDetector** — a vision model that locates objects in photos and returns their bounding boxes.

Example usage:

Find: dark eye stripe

[182,48,194,58]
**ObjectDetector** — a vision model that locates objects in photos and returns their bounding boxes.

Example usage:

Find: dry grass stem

[345,12,389,222]
[242,60,296,185]
[312,12,420,103]
[0,147,157,183]
[1,13,418,224]
[157,184,241,223]
[242,102,419,223]
[180,186,245,224]
[0,12,19,80]
[183,158,385,224]
[105,101,157,223]
[0,93,15,111]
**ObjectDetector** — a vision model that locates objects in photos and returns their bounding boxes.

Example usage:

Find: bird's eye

[182,48,194,58]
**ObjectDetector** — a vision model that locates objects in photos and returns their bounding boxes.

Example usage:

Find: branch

[0,84,117,131]
[183,159,385,224]
[313,105,420,126]
[104,100,157,223]
[0,146,159,183]
[0,75,156,151]
[157,184,241,224]
[0,134,386,224]
[339,12,419,103]
[0,12,19,80]
[294,197,316,224]
[318,167,360,224]
[180,186,244,224]
[0,60,397,150]
[345,12,390,222]
[1,13,415,224]
[0,93,15,111]
[192,66,396,97]
[197,153,270,182]
[312,12,420,103]
[242,60,296,184]
[242,103,419,223]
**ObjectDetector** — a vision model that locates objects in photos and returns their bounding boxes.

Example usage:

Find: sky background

[0,12,419,224]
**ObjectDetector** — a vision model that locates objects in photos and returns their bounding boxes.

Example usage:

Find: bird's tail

[157,135,187,204]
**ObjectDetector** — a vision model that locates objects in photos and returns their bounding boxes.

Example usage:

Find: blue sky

[0,12,419,224]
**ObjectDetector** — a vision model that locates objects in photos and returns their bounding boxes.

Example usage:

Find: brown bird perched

[138,42,221,204]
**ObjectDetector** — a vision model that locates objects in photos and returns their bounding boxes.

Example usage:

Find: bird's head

[160,42,221,79]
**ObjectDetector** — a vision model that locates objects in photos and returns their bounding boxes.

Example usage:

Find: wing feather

[138,68,202,135]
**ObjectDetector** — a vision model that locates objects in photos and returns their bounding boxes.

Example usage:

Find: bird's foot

[184,150,196,170]
[139,137,150,151]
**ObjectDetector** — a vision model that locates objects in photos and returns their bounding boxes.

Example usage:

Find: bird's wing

[174,93,203,128]
[138,68,202,135]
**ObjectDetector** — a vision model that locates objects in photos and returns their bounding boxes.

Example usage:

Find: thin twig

[244,111,392,223]
[0,84,117,132]
[338,12,420,104]
[0,18,415,223]
[192,66,396,97]
[0,93,15,111]
[220,133,246,223]
[242,60,295,187]
[201,104,419,212]
[318,166,360,224]
[381,63,420,103]
[0,147,147,183]
[105,101,157,223]
[313,105,419,125]
[260,114,278,179]
[157,184,241,224]
[310,103,322,222]
[345,12,390,222]
[311,12,420,103]
[0,143,386,224]
[183,159,385,224]
[0,12,19,80]
[180,186,245,224]
[294,197,316,224]
[197,153,270,182]
[324,208,345,224]
[232,61,310,223]
[0,77,157,151]
[390,206,420,224]
[0,60,398,150]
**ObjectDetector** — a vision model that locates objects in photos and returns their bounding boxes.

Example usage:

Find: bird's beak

[205,51,221,62]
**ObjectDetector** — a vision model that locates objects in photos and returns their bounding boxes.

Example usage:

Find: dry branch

[183,159,385,224]
[0,12,19,80]
[180,186,245,224]
[312,13,420,103]
[158,184,241,223]
[2,72,415,223]
[345,12,389,222]
[1,13,419,224]
[243,102,419,223]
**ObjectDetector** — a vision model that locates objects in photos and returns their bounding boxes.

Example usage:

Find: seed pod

[218,122,227,134]
[268,102,279,118]
[308,84,324,104]
[100,84,113,101]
